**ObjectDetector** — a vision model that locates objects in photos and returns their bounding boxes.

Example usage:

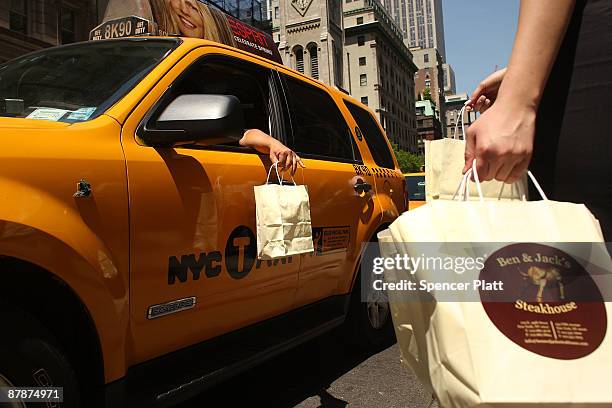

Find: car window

[344,101,395,169]
[0,39,177,123]
[170,57,272,138]
[282,75,356,162]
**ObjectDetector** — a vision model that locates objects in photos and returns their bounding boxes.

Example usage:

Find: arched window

[294,46,304,74]
[307,43,319,80]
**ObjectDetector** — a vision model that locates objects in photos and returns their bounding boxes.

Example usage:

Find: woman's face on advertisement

[168,0,204,38]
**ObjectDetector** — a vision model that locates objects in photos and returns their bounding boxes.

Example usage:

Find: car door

[121,48,299,364]
[278,73,378,308]
[344,100,406,219]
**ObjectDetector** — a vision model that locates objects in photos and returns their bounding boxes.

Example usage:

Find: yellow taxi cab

[0,25,407,407]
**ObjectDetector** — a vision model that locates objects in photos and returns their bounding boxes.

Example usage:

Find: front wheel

[344,240,395,350]
[0,305,80,407]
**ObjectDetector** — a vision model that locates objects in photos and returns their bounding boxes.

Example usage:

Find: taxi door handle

[354,181,372,194]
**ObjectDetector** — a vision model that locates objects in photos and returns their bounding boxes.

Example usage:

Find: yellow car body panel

[0,115,130,381]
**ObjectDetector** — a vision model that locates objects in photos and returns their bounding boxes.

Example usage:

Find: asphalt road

[178,329,438,408]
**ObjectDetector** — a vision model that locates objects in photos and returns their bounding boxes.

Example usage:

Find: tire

[344,238,395,350]
[0,305,80,408]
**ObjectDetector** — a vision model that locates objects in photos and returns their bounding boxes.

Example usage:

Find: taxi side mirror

[140,94,245,147]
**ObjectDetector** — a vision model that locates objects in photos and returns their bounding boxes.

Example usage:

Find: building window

[357,35,365,46]
[307,43,319,80]
[357,17,364,25]
[424,53,429,63]
[425,79,431,87]
[359,57,366,66]
[60,8,76,44]
[361,96,368,105]
[294,46,304,74]
[274,7,279,19]
[360,74,367,86]
[10,0,27,34]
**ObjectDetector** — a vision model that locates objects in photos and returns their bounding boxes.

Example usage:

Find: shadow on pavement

[179,327,394,407]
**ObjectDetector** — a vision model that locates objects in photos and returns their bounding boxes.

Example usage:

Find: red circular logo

[480,243,607,360]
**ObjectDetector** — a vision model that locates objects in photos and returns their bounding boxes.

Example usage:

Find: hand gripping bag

[425,104,528,201]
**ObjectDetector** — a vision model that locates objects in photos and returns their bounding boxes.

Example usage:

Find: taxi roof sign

[90,0,282,64]
[90,16,152,41]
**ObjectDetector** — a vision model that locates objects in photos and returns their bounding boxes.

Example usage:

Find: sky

[441,0,520,96]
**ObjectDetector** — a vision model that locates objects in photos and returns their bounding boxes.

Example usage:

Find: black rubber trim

[104,295,350,408]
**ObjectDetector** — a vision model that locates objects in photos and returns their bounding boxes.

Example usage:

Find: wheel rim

[0,373,26,408]
[367,300,390,329]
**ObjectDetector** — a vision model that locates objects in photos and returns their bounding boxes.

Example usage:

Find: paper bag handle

[265,161,282,185]
[452,101,470,140]
[497,179,527,201]
[265,161,298,186]
[452,159,549,202]
[452,159,483,201]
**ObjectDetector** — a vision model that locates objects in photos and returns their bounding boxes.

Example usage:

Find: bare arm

[464,0,575,183]
[239,129,305,175]
[500,0,575,108]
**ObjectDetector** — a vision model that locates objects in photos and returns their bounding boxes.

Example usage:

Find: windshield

[0,38,178,123]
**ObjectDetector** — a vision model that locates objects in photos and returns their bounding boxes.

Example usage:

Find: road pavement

[179,329,439,408]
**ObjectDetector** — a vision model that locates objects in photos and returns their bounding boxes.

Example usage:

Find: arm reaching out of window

[240,129,306,175]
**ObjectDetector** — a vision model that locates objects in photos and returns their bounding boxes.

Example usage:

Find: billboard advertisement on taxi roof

[90,0,282,64]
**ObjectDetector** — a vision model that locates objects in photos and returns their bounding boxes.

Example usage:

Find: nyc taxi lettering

[168,225,292,285]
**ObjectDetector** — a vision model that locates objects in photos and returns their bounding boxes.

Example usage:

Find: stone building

[344,0,418,151]
[273,0,344,87]
[411,46,445,135]
[445,92,476,139]
[442,62,455,95]
[415,99,441,154]
[0,0,102,62]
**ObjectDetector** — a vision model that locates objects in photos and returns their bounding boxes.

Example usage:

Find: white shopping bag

[255,162,314,260]
[425,104,528,201]
[379,161,612,408]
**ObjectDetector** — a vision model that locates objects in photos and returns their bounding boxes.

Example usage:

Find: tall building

[273,0,344,87]
[442,62,455,95]
[382,0,445,61]
[344,0,418,151]
[0,0,100,62]
[207,0,267,28]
